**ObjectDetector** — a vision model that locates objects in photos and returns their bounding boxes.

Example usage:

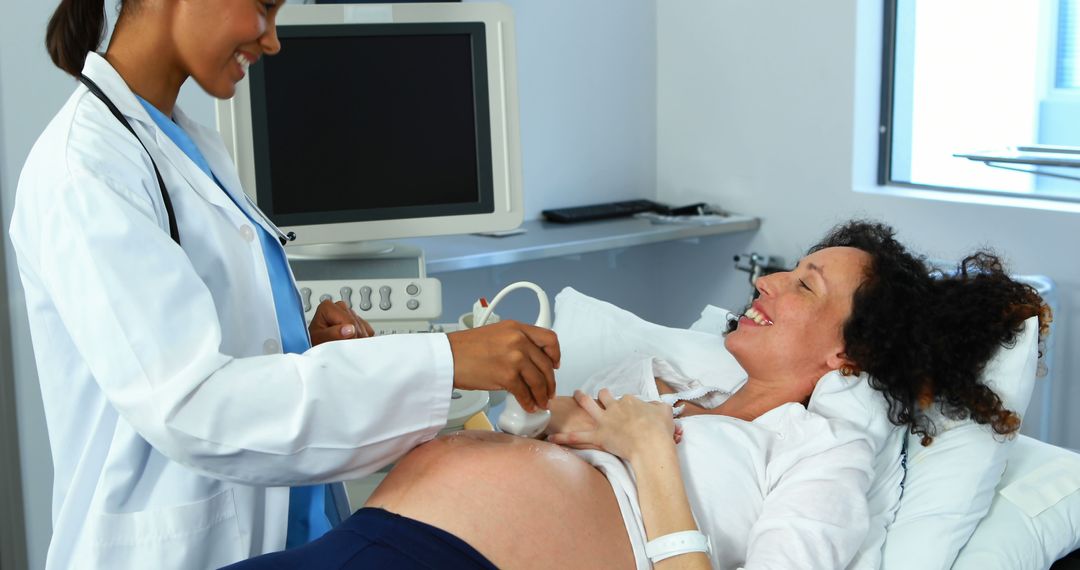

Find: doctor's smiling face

[724,246,870,395]
[173,0,284,98]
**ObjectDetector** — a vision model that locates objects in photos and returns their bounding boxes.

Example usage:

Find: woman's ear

[826,350,856,375]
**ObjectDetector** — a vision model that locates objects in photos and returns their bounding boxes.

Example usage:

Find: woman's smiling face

[173,0,284,99]
[724,246,871,394]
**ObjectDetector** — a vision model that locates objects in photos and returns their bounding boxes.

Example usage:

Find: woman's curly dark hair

[809,220,1051,446]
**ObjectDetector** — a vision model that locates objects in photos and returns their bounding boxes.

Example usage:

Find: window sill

[854,183,1080,215]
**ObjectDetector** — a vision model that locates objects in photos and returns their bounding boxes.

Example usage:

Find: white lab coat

[9,52,455,569]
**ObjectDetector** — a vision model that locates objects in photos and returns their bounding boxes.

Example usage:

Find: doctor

[9,0,560,568]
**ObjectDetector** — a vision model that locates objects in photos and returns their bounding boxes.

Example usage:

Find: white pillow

[551,288,744,395]
[952,435,1080,569]
[881,316,1041,570]
[688,304,735,336]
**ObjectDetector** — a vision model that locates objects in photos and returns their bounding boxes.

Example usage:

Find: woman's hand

[548,389,678,462]
[545,393,683,444]
[544,396,598,438]
[308,300,375,346]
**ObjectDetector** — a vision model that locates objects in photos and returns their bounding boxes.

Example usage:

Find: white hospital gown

[575,357,877,570]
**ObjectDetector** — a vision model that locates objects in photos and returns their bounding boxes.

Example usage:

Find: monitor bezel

[216,3,522,246]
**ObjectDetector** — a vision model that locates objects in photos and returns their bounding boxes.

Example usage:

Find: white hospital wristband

[644,530,711,563]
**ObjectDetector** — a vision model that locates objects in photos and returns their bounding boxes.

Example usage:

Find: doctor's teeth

[235,53,250,70]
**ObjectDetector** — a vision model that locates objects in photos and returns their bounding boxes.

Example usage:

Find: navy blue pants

[223,508,498,569]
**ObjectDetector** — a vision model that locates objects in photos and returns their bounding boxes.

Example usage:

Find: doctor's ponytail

[46,0,109,77]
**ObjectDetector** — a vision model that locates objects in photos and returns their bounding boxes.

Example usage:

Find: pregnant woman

[230,220,1049,569]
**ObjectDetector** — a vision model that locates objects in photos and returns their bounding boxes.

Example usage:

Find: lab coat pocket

[86,488,244,569]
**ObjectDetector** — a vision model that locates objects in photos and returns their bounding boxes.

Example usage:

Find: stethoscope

[78,74,297,247]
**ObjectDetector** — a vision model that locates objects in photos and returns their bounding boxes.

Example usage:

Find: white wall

[442,0,758,334]
[494,0,659,217]
[657,0,1080,448]
[0,4,74,566]
[0,1,662,566]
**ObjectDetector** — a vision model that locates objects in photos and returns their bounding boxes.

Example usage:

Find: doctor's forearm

[152,338,454,485]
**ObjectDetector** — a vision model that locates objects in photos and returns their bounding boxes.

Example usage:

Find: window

[879,0,1080,201]
[1059,0,1078,88]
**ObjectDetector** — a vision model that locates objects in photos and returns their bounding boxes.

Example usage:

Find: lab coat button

[263,338,281,354]
[240,225,256,242]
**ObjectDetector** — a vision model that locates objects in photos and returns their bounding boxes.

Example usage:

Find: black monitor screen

[248,23,494,226]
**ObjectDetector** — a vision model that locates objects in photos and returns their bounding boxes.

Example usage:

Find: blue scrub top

[137,97,333,548]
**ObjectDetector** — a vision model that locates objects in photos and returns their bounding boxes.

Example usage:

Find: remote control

[541,199,666,223]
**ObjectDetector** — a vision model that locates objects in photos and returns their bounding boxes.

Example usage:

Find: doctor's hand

[309,300,375,346]
[548,389,677,462]
[446,320,560,412]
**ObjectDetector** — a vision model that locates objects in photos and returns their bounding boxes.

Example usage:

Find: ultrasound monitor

[215,3,523,248]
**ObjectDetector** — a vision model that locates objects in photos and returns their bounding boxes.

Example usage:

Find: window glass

[882,0,1080,200]
[1058,0,1078,88]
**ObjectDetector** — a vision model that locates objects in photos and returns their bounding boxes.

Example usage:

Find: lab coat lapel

[150,128,238,213]
[80,52,154,133]
[174,108,285,243]
[81,53,236,213]
[82,53,291,256]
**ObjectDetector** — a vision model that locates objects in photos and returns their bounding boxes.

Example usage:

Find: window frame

[877,0,897,187]
[876,0,1080,203]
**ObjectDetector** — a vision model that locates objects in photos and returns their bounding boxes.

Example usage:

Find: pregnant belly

[365,430,635,569]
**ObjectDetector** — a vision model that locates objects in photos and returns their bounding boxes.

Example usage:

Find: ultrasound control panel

[297,278,442,326]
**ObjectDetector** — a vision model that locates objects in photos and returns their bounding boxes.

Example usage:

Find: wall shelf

[397,214,761,274]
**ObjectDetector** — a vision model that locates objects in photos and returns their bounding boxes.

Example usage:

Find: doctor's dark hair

[809,220,1050,446]
[46,0,122,77]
